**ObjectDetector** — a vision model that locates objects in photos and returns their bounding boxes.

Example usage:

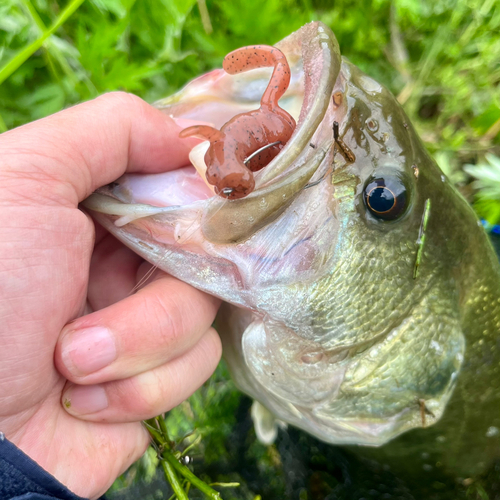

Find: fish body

[84,22,500,479]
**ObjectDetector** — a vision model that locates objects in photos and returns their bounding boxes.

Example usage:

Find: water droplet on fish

[430,340,442,353]
[486,426,499,437]
[301,352,324,364]
[365,118,379,132]
[358,75,383,94]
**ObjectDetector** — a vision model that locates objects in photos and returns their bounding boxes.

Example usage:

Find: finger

[93,217,111,246]
[87,215,159,311]
[0,92,200,206]
[87,231,144,310]
[61,328,221,421]
[55,273,221,384]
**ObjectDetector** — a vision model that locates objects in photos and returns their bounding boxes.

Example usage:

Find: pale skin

[0,92,222,499]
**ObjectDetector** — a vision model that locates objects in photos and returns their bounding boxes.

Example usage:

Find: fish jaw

[83,21,472,447]
[216,276,464,447]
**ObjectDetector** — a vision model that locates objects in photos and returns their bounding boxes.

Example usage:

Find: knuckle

[118,370,169,417]
[141,288,186,347]
[96,92,145,114]
[204,328,223,362]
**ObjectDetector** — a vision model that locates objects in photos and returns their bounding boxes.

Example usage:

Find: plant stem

[197,0,213,34]
[162,452,221,500]
[157,414,172,443]
[0,0,86,86]
[145,416,221,500]
[162,459,189,500]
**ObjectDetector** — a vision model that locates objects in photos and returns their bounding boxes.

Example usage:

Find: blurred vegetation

[2,0,500,498]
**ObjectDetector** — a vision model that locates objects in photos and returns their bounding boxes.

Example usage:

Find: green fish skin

[83,22,500,482]
[336,60,500,481]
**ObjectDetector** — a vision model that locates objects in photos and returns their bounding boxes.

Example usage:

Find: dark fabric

[0,433,89,500]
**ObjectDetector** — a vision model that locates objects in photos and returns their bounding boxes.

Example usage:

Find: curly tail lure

[179,45,297,199]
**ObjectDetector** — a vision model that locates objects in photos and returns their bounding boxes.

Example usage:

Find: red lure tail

[223,45,291,109]
[179,125,225,142]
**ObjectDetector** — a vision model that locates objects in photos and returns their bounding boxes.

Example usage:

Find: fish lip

[198,22,342,244]
[308,406,417,446]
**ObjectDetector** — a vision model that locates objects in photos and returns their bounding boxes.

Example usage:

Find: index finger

[0,92,199,206]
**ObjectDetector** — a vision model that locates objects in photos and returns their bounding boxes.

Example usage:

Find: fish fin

[251,400,286,445]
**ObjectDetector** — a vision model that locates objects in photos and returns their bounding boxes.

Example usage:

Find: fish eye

[364,176,408,221]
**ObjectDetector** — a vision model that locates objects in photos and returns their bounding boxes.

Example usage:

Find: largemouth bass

[84,22,500,481]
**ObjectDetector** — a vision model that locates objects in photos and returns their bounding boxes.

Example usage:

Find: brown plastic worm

[179,45,296,199]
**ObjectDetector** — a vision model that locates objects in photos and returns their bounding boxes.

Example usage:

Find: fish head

[84,22,482,446]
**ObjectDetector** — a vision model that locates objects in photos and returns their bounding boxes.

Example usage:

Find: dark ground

[108,393,500,500]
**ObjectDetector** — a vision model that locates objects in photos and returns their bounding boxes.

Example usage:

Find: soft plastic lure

[179,45,296,199]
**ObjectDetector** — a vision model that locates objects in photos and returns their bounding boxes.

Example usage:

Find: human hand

[0,93,222,499]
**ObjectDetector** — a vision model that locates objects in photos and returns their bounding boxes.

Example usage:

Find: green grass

[1,0,499,162]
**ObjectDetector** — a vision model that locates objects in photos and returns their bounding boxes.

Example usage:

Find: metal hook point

[243,141,282,165]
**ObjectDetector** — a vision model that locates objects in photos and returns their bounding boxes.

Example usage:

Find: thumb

[0,92,199,207]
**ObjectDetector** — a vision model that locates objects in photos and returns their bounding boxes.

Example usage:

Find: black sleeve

[0,433,94,500]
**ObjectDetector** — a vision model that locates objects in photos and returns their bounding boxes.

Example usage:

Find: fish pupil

[367,186,395,213]
[364,176,408,220]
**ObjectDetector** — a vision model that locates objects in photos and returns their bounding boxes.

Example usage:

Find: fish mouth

[248,344,460,448]
[83,22,342,245]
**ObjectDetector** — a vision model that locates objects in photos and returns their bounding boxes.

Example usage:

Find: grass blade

[0,113,7,133]
[0,0,86,86]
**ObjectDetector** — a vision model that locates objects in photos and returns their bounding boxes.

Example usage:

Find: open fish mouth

[83,21,466,447]
[85,21,341,244]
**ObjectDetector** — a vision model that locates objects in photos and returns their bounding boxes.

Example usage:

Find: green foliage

[1,0,499,193]
[464,154,500,225]
[110,362,250,499]
[464,154,500,200]
[2,0,500,163]
[164,360,241,466]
